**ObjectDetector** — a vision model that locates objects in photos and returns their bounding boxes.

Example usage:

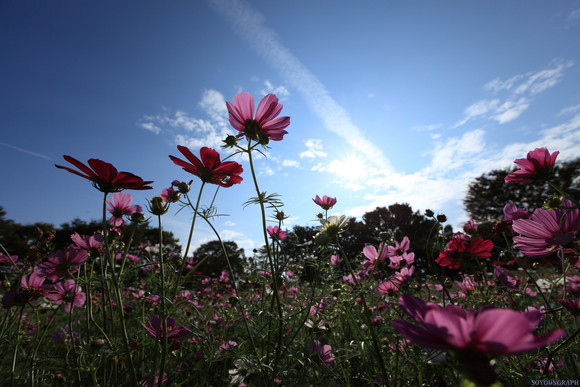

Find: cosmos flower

[505,148,559,183]
[55,155,153,193]
[436,234,494,269]
[46,280,86,312]
[70,232,104,253]
[2,271,49,309]
[361,243,388,270]
[512,200,580,257]
[38,248,88,282]
[169,146,243,187]
[386,236,411,257]
[267,225,287,241]
[226,92,290,143]
[503,203,529,222]
[393,294,566,385]
[311,340,335,366]
[107,192,140,226]
[313,195,337,210]
[142,314,191,343]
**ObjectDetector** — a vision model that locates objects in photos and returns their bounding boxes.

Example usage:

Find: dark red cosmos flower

[169,146,243,188]
[436,235,494,269]
[55,156,153,193]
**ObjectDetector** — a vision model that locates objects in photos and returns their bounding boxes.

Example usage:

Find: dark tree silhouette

[192,240,245,278]
[464,158,580,225]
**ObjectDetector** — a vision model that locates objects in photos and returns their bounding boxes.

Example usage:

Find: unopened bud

[148,196,169,215]
[222,135,239,148]
[425,209,434,218]
[436,213,447,223]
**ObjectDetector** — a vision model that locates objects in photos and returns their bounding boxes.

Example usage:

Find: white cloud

[282,159,300,168]
[139,121,161,135]
[260,80,290,98]
[456,61,573,127]
[567,8,580,27]
[558,103,580,116]
[139,89,233,149]
[0,141,52,160]
[299,138,327,159]
[209,0,393,172]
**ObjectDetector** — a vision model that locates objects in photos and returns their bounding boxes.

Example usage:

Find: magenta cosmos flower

[38,247,88,282]
[311,340,335,367]
[393,294,566,384]
[226,92,290,143]
[142,314,191,348]
[313,195,337,210]
[512,199,580,257]
[106,192,141,226]
[2,271,49,309]
[436,234,494,269]
[169,146,243,187]
[267,225,287,241]
[505,148,559,183]
[46,280,86,312]
[55,155,153,193]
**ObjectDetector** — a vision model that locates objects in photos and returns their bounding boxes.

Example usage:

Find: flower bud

[543,196,563,210]
[172,180,192,194]
[130,212,147,224]
[425,209,434,218]
[436,213,447,223]
[147,196,169,215]
[222,135,239,148]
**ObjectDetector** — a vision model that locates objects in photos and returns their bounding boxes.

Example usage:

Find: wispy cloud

[209,0,393,172]
[138,89,231,149]
[455,60,573,127]
[299,138,327,159]
[566,8,580,27]
[0,141,51,160]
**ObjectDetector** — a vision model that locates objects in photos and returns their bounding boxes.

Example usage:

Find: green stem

[156,214,168,387]
[336,236,389,384]
[246,140,284,379]
[171,182,205,302]
[102,192,138,386]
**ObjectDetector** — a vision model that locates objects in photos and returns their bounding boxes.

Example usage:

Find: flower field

[0,92,578,386]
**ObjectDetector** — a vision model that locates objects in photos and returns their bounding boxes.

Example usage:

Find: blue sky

[2,1,580,253]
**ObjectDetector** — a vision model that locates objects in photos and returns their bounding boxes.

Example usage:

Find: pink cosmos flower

[38,248,88,282]
[55,155,153,193]
[169,146,243,187]
[71,232,104,253]
[330,254,343,266]
[313,195,337,210]
[311,340,335,366]
[226,92,290,142]
[493,266,518,289]
[387,236,411,257]
[505,147,559,183]
[393,294,566,385]
[389,252,415,269]
[160,186,180,203]
[503,203,529,222]
[376,279,399,295]
[2,271,49,309]
[512,200,579,257]
[0,253,23,271]
[107,192,140,226]
[436,234,494,269]
[267,225,287,241]
[361,243,388,270]
[558,299,580,315]
[142,315,191,348]
[46,280,86,312]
